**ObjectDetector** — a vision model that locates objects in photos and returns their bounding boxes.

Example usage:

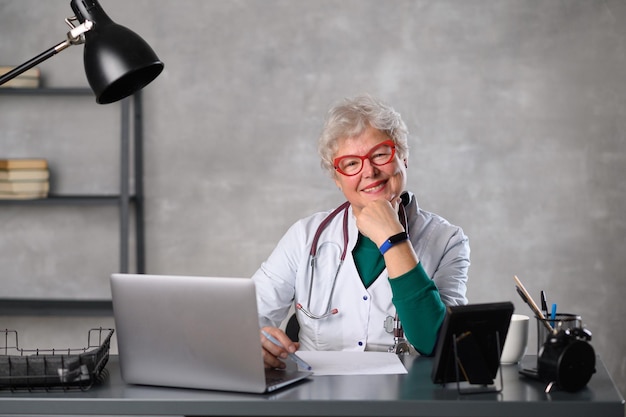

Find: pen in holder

[535,314,595,393]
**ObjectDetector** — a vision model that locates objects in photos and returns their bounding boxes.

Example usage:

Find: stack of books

[0,159,50,199]
[0,66,41,89]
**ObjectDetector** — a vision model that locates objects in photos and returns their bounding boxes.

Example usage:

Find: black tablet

[431,302,514,385]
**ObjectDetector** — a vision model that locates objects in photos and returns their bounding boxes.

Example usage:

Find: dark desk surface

[0,355,623,417]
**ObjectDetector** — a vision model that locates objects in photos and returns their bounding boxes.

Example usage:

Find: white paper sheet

[295,351,408,376]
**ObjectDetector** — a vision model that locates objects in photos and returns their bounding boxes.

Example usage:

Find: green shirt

[352,234,445,355]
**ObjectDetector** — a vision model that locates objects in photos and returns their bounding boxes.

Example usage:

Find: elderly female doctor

[252,95,469,369]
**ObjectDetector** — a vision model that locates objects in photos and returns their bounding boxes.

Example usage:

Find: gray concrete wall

[1,0,625,399]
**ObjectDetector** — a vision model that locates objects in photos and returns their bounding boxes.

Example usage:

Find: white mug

[500,314,530,364]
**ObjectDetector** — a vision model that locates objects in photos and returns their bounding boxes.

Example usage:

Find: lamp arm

[0,20,94,87]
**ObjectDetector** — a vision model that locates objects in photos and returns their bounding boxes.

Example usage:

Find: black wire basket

[0,327,114,391]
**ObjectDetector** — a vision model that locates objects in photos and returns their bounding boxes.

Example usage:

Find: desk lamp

[0,0,164,104]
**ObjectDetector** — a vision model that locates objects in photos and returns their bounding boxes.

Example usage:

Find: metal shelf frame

[0,87,145,312]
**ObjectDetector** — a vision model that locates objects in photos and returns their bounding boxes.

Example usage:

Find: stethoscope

[295,192,410,322]
[295,200,350,319]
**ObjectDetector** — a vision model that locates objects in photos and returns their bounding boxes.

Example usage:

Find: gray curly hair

[317,94,409,176]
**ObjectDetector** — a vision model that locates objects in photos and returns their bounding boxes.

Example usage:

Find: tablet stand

[450,330,503,395]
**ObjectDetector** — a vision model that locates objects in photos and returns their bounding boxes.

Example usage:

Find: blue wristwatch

[379,232,409,255]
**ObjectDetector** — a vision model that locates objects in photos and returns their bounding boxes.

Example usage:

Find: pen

[513,276,554,333]
[540,290,548,317]
[261,330,312,371]
[550,303,557,327]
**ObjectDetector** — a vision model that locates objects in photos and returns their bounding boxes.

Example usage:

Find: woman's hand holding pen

[260,327,299,369]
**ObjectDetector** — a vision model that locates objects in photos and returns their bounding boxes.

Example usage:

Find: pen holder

[535,313,582,359]
[535,314,595,393]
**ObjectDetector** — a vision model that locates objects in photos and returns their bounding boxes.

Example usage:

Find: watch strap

[379,232,409,255]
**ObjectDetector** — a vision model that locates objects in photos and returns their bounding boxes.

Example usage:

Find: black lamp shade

[84,23,164,104]
[71,0,164,104]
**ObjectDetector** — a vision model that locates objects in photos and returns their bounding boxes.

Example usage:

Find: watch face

[389,232,408,244]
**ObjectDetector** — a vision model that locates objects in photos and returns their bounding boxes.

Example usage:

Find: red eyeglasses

[333,140,396,176]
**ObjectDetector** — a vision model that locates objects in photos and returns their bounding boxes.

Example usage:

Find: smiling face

[333,125,407,216]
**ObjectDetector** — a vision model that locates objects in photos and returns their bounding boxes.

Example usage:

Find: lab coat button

[358,341,364,346]
[362,295,368,300]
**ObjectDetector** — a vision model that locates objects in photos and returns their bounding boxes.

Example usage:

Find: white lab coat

[252,192,469,352]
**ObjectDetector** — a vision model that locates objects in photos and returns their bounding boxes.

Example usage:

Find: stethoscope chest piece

[386,313,411,355]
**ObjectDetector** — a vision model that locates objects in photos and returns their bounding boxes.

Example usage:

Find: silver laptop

[110,273,312,393]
